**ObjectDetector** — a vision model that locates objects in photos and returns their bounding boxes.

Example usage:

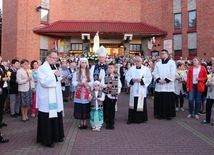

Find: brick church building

[1,0,214,61]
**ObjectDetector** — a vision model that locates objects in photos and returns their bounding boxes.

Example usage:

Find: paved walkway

[0,92,214,155]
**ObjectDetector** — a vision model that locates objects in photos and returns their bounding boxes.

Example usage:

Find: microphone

[55,63,60,70]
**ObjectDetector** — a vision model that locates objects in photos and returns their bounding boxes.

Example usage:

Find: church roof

[33,20,167,36]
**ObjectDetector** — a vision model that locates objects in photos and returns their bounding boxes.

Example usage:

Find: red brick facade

[197,0,214,59]
[1,0,214,61]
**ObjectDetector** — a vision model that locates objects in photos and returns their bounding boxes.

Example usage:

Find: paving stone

[0,93,214,154]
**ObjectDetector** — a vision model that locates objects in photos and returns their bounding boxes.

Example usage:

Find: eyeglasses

[49,56,59,60]
[161,53,166,55]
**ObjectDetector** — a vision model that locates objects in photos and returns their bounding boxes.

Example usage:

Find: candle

[207,74,212,79]
[28,70,32,75]
[0,75,1,80]
[178,70,182,75]
[7,71,11,77]
[152,72,154,75]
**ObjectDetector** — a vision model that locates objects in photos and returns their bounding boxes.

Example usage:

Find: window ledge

[174,56,181,60]
[173,30,182,35]
[188,56,196,59]
[40,21,49,25]
[187,28,197,33]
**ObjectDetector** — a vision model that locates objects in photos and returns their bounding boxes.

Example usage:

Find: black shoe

[0,138,9,143]
[201,120,210,124]
[63,99,68,102]
[110,125,115,130]
[0,133,9,143]
[78,124,84,129]
[0,123,7,127]
[11,114,17,118]
[59,139,64,142]
[127,121,131,124]
[157,116,163,120]
[22,119,26,122]
[83,125,88,129]
[105,125,110,130]
[200,112,206,115]
[15,113,22,116]
[46,143,54,148]
[166,117,171,120]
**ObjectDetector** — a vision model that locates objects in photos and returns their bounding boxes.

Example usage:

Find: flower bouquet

[84,52,98,64]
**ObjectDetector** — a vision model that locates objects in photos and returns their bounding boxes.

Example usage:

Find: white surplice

[36,61,64,114]
[154,59,176,92]
[125,65,152,111]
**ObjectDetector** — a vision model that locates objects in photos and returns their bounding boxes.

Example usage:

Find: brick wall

[16,0,41,61]
[197,0,214,60]
[141,0,173,53]
[50,0,142,22]
[2,0,18,59]
[2,0,41,61]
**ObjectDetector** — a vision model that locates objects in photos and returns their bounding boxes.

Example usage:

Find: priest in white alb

[36,51,64,148]
[125,56,152,124]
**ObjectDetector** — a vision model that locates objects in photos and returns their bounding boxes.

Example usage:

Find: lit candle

[207,74,212,79]
[28,70,32,75]
[152,72,154,75]
[0,75,1,80]
[7,71,11,77]
[178,70,183,75]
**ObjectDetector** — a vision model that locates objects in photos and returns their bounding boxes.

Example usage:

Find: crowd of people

[0,47,214,147]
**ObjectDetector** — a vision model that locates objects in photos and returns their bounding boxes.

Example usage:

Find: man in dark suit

[0,56,10,128]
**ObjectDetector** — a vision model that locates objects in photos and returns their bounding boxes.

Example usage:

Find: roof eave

[33,30,167,36]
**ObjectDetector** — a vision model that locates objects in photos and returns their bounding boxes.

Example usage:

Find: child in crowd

[89,81,105,131]
[72,58,92,129]
[68,62,77,100]
[174,62,187,112]
[102,63,122,130]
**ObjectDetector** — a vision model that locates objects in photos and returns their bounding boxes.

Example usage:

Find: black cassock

[154,92,176,119]
[128,97,148,123]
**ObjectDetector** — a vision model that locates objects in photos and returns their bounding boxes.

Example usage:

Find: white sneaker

[195,115,199,119]
[187,114,192,118]
[180,108,185,112]
[175,107,179,111]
